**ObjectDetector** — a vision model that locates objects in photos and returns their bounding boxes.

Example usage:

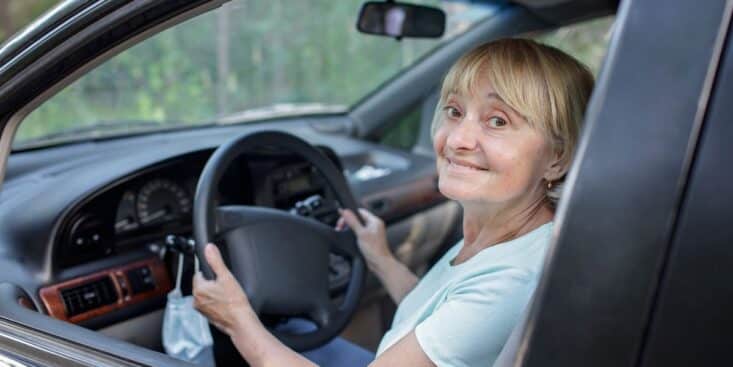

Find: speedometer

[136,179,191,226]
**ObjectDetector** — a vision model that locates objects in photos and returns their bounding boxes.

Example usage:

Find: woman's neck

[460,193,554,250]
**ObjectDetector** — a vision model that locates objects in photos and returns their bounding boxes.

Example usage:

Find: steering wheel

[192,130,366,352]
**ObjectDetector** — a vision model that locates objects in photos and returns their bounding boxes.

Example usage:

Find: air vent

[60,276,118,317]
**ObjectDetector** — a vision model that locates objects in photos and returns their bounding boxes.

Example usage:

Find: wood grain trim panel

[39,257,171,324]
[361,175,444,221]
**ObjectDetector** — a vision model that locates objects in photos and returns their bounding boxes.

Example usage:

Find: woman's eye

[487,116,507,128]
[444,106,461,119]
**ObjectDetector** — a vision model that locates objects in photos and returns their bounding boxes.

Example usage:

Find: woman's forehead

[446,87,506,105]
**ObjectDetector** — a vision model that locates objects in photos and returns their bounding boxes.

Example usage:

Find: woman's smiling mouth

[446,157,489,171]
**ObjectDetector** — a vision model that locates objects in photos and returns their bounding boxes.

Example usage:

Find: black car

[0,0,730,366]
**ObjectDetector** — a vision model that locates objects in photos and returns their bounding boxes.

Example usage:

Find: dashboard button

[126,266,156,294]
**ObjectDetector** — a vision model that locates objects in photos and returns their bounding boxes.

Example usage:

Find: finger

[358,208,377,221]
[192,271,206,294]
[204,243,232,278]
[357,208,378,226]
[335,216,347,231]
[339,209,363,231]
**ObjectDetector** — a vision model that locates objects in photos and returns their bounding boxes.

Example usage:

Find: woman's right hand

[337,208,393,271]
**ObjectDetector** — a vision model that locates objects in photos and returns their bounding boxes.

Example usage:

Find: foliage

[535,16,614,76]
[15,0,447,146]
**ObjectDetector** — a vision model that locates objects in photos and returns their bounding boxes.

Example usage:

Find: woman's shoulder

[447,222,553,289]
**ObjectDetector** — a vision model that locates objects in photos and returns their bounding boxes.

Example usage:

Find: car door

[0,3,229,365]
[496,0,733,366]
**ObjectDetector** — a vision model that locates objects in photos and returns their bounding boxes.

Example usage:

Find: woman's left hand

[193,243,253,336]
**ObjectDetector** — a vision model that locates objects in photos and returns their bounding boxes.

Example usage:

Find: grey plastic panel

[638,10,733,366]
[513,0,730,366]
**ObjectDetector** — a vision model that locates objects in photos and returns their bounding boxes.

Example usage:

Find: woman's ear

[544,148,568,182]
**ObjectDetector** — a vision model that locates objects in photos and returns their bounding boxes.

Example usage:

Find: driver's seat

[492,295,532,366]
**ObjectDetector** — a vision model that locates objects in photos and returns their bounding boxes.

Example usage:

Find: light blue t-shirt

[375,222,553,367]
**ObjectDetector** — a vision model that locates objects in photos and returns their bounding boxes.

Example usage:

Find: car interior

[14,0,716,366]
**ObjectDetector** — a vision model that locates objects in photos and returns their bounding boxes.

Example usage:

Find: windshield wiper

[15,119,182,149]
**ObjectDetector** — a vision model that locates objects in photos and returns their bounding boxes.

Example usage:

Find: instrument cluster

[114,178,194,235]
[57,149,341,268]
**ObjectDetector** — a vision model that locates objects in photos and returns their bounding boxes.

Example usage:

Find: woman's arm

[194,243,437,367]
[193,244,316,367]
[370,331,436,367]
[338,209,418,304]
[370,253,418,305]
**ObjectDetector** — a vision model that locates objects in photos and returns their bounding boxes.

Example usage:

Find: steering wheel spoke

[331,229,361,258]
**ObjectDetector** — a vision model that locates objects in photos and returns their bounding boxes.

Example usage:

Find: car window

[14,0,500,150]
[533,16,615,76]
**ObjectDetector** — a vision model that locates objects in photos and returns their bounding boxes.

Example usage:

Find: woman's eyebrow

[486,92,506,103]
[487,92,528,121]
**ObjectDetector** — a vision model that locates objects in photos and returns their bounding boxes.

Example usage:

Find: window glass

[15,0,498,149]
[534,16,615,76]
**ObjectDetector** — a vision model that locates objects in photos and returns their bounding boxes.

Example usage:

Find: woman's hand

[192,244,318,367]
[337,208,393,272]
[193,243,254,336]
[338,208,419,304]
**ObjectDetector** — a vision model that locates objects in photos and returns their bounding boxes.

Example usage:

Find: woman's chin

[438,179,481,202]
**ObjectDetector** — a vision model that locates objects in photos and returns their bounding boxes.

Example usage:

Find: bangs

[439,43,549,131]
[442,51,489,101]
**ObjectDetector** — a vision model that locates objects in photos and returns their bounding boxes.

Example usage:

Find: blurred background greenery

[1,1,613,150]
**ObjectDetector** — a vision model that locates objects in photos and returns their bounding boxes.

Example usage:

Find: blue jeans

[276,319,374,367]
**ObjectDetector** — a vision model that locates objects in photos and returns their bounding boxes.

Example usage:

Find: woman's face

[433,78,558,208]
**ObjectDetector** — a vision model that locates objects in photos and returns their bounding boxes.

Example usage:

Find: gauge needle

[145,209,169,222]
[115,218,131,229]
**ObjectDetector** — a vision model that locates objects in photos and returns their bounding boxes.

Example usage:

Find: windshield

[13,0,497,149]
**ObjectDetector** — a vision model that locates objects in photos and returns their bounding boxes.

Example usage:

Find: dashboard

[0,122,443,330]
[39,147,351,325]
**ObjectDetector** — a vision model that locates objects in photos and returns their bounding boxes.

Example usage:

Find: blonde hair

[431,38,594,205]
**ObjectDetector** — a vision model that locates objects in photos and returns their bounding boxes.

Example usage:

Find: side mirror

[356,1,446,39]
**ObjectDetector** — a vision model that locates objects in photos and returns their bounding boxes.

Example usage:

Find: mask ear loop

[174,252,184,294]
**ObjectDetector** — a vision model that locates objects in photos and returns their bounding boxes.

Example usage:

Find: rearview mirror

[356,1,446,39]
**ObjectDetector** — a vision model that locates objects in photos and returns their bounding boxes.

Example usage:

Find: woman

[192,38,594,367]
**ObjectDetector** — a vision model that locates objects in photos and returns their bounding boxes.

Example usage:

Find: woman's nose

[445,117,478,151]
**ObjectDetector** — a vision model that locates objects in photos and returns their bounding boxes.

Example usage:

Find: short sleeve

[414,268,536,367]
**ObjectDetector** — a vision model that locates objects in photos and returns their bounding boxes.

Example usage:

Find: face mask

[162,254,216,367]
